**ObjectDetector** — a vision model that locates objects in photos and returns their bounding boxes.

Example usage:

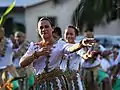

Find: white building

[25,0,120,41]
[94,20,120,35]
[0,0,41,37]
[25,0,80,41]
[0,1,25,37]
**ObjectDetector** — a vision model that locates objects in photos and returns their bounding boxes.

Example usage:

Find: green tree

[0,0,16,27]
[53,0,120,32]
[72,0,120,31]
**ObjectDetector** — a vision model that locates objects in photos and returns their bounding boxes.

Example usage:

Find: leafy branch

[0,0,16,27]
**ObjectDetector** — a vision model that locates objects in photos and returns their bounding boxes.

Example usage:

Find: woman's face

[84,31,93,38]
[64,27,76,43]
[38,20,53,40]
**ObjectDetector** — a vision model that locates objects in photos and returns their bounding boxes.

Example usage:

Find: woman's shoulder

[57,38,66,44]
[28,42,40,50]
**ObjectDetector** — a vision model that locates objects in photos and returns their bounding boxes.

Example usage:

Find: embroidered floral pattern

[0,38,8,57]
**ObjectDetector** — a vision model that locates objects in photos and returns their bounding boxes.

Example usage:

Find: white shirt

[110,58,118,66]
[13,48,20,67]
[60,52,82,71]
[13,41,30,67]
[0,39,13,69]
[20,41,73,75]
[99,44,106,51]
[115,50,120,64]
[100,58,111,72]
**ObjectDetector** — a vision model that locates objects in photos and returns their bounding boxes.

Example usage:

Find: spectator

[52,27,62,41]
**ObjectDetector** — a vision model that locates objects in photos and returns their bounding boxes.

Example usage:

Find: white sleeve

[99,44,106,51]
[22,42,35,57]
[62,43,72,54]
[77,49,86,57]
[19,42,35,65]
[7,39,14,65]
[115,50,120,63]
[62,43,87,58]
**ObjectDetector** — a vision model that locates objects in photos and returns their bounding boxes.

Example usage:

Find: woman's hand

[34,47,52,58]
[80,38,96,47]
[83,50,101,60]
[90,50,101,57]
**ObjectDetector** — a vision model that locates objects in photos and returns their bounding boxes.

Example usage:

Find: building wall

[94,19,120,35]
[25,0,120,42]
[9,13,25,24]
[0,12,25,37]
[25,0,80,41]
[0,12,25,24]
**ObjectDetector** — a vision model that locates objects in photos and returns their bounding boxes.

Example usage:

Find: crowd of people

[0,17,120,90]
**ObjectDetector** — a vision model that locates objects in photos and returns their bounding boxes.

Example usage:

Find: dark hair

[94,38,100,43]
[68,25,79,36]
[84,29,93,33]
[53,27,62,37]
[38,17,53,27]
[112,44,120,49]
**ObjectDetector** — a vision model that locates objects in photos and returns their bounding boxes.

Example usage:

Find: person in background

[106,45,120,77]
[12,31,29,67]
[83,30,106,54]
[79,30,112,90]
[12,31,35,90]
[52,27,62,41]
[60,25,83,90]
[0,26,19,90]
[112,47,120,90]
[100,50,112,72]
[81,43,112,90]
[84,29,94,38]
[110,45,120,67]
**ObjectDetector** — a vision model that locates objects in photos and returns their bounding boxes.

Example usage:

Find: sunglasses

[39,25,49,30]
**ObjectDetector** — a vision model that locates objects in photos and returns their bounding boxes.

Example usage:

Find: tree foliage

[0,0,16,27]
[72,0,120,31]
